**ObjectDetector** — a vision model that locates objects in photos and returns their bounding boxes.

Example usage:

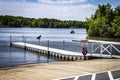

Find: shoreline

[0,59,120,80]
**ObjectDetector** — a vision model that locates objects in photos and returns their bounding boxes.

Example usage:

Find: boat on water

[70,30,75,34]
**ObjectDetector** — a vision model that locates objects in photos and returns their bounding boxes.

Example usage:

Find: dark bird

[70,30,75,34]
[37,35,41,39]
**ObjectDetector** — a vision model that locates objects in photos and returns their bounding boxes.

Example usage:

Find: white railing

[91,43,120,58]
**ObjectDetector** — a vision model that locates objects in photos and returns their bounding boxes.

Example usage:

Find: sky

[0,0,120,21]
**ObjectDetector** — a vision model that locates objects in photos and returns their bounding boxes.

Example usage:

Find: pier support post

[10,36,12,62]
[37,52,40,62]
[24,47,26,62]
[10,35,12,46]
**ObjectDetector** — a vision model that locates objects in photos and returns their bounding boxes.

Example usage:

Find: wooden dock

[11,42,90,61]
[11,42,120,60]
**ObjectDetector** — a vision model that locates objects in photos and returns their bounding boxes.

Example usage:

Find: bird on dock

[37,35,41,39]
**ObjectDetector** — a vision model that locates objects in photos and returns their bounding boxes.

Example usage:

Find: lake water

[0,28,119,68]
[0,28,87,68]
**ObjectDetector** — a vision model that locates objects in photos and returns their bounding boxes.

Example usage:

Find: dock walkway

[11,42,88,60]
[88,40,120,45]
[11,42,120,60]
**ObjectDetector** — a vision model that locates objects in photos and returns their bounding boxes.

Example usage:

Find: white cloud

[0,1,97,21]
[38,0,87,4]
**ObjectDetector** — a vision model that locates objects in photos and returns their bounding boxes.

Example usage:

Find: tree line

[0,3,120,39]
[0,15,86,28]
[86,3,120,39]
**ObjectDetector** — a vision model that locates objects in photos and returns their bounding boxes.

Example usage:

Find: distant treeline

[0,3,120,39]
[86,3,120,39]
[0,15,86,28]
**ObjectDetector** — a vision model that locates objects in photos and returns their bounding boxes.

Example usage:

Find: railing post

[110,44,113,58]
[10,35,12,46]
[100,43,103,57]
[91,43,94,56]
[47,40,50,62]
[38,39,40,45]
[63,40,65,50]
[24,36,26,49]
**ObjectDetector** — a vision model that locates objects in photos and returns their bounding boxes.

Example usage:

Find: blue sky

[0,0,119,21]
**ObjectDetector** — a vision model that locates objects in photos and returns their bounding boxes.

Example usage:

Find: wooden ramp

[88,40,120,45]
[73,39,120,45]
[73,40,120,58]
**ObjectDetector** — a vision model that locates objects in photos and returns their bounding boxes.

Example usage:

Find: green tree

[87,3,120,39]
